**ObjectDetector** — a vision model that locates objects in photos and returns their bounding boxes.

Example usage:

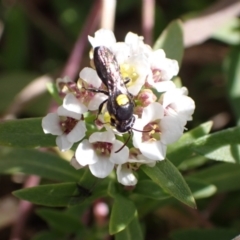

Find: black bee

[84,46,135,151]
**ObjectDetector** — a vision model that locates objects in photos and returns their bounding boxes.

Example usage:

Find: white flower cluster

[42,29,195,186]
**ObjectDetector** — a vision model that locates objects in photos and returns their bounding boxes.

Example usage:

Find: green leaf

[141,159,196,208]
[178,155,208,171]
[133,180,170,200]
[46,82,63,105]
[167,121,213,166]
[191,126,240,163]
[115,214,143,240]
[13,182,76,207]
[189,163,240,192]
[109,194,137,235]
[0,148,79,181]
[153,19,184,66]
[36,208,82,233]
[170,228,240,240]
[14,179,108,207]
[225,45,240,125]
[0,118,55,148]
[212,18,240,45]
[186,178,216,199]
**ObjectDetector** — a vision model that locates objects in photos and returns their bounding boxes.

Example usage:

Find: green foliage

[141,159,196,208]
[36,208,82,233]
[115,215,143,240]
[1,1,240,239]
[153,20,184,66]
[189,163,240,192]
[192,126,240,163]
[225,44,240,125]
[167,121,213,166]
[0,148,79,181]
[0,118,55,148]
[109,194,137,235]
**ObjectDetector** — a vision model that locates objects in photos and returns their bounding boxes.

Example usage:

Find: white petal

[88,29,116,49]
[66,121,87,143]
[63,93,88,115]
[141,102,164,125]
[80,67,102,88]
[160,116,184,144]
[132,119,144,148]
[139,141,167,160]
[75,140,98,166]
[88,93,108,111]
[89,131,115,143]
[110,140,129,164]
[42,113,62,135]
[116,164,137,186]
[57,106,79,120]
[70,156,84,170]
[89,156,114,178]
[153,81,176,93]
[56,135,73,151]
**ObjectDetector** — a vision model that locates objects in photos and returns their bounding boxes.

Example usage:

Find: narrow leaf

[225,45,240,124]
[167,121,213,166]
[36,208,82,233]
[133,180,170,200]
[0,148,79,181]
[191,126,240,163]
[189,163,240,192]
[153,20,184,66]
[142,159,196,208]
[115,215,143,240]
[109,194,137,235]
[0,118,55,148]
[186,178,216,199]
[13,182,76,207]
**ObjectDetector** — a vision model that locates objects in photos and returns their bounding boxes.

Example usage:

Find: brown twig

[9,176,40,240]
[61,0,102,79]
[142,0,155,45]
[183,0,240,47]
[19,0,72,52]
[100,0,116,30]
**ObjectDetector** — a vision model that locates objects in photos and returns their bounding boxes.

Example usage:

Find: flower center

[120,63,139,86]
[92,142,113,156]
[142,121,161,142]
[59,117,78,134]
[152,68,162,83]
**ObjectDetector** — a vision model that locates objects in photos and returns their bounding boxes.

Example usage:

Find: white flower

[147,49,179,92]
[88,29,116,50]
[132,102,185,160]
[116,153,156,186]
[79,67,108,111]
[42,93,88,151]
[88,29,150,96]
[161,87,195,126]
[120,54,150,96]
[75,130,129,178]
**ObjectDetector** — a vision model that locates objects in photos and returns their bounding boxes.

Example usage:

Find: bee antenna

[115,130,132,153]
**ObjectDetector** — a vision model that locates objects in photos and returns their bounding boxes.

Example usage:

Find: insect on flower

[83,46,136,152]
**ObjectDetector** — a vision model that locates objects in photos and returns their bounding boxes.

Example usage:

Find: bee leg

[95,98,108,120]
[82,82,109,95]
[124,77,131,85]
[114,130,132,153]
